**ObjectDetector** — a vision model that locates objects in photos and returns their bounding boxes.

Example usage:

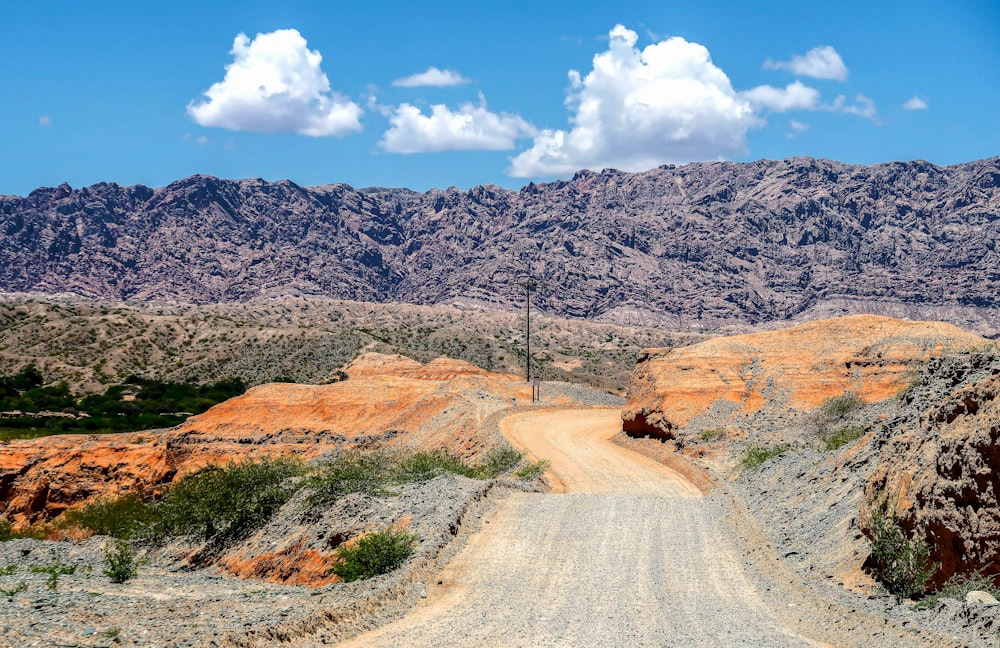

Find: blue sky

[2,0,997,195]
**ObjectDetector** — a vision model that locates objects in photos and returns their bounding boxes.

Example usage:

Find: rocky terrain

[2,157,999,333]
[0,353,541,527]
[618,315,1000,642]
[621,314,985,449]
[0,354,623,647]
[0,294,701,394]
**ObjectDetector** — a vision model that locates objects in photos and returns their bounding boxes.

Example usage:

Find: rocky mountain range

[2,157,999,333]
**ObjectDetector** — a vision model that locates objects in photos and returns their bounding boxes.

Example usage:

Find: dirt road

[338,408,825,647]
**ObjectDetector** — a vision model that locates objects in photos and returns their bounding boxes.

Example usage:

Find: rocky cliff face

[865,353,1000,588]
[3,157,999,332]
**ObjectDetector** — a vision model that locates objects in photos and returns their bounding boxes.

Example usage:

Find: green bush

[474,446,523,478]
[916,568,1000,609]
[103,538,137,583]
[818,425,865,451]
[820,393,862,419]
[393,450,472,483]
[307,451,396,506]
[864,491,937,600]
[514,459,550,480]
[699,427,726,442]
[156,456,304,541]
[308,446,525,507]
[62,494,159,539]
[331,528,417,582]
[30,563,76,591]
[739,444,788,471]
[0,519,47,541]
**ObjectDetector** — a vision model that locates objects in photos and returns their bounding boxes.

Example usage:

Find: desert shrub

[103,538,137,583]
[309,446,526,507]
[61,494,159,539]
[864,491,937,600]
[916,568,1000,609]
[0,582,26,597]
[307,451,395,505]
[820,393,862,420]
[514,459,550,480]
[156,456,304,541]
[739,444,788,471]
[699,427,726,442]
[818,425,865,451]
[393,450,472,483]
[331,528,417,582]
[0,519,47,541]
[30,563,76,591]
[474,446,524,478]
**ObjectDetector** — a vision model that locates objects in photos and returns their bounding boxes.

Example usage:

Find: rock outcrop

[622,315,986,442]
[866,353,1000,588]
[0,354,528,525]
[2,157,1000,333]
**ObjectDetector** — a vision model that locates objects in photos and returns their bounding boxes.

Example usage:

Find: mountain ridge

[3,156,999,333]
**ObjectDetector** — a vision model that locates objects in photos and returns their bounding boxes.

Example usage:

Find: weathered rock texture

[0,353,530,526]
[866,353,1000,588]
[622,315,985,441]
[2,157,1000,332]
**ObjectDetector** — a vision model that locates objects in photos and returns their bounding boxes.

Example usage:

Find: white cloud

[903,96,928,110]
[832,93,878,120]
[38,115,52,127]
[743,81,820,112]
[380,94,536,153]
[509,25,759,177]
[187,29,362,137]
[393,67,471,88]
[764,46,849,81]
[787,120,811,138]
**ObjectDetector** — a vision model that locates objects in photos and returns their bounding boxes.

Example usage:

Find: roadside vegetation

[739,444,789,471]
[12,444,538,582]
[330,528,418,582]
[863,490,937,600]
[0,365,246,440]
[916,569,1000,609]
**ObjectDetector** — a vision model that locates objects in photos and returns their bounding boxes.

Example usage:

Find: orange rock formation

[0,354,528,526]
[622,315,985,439]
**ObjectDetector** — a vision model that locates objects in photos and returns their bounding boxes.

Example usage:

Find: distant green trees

[0,366,246,439]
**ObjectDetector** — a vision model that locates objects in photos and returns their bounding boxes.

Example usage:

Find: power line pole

[523,279,536,382]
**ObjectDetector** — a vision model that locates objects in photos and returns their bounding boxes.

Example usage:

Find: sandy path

[338,408,825,647]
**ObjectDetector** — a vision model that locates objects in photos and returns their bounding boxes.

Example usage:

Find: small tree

[863,491,936,600]
[103,538,137,583]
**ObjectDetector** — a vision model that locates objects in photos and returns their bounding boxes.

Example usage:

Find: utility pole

[522,278,536,382]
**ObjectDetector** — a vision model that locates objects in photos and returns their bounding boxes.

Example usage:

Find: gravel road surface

[338,409,827,647]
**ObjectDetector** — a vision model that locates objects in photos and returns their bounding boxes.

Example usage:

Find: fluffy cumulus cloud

[380,94,536,153]
[508,25,759,177]
[393,67,471,88]
[764,46,849,81]
[187,29,362,137]
[903,96,928,110]
[743,81,820,112]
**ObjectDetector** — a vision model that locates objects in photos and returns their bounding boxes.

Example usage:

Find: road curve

[337,408,826,648]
